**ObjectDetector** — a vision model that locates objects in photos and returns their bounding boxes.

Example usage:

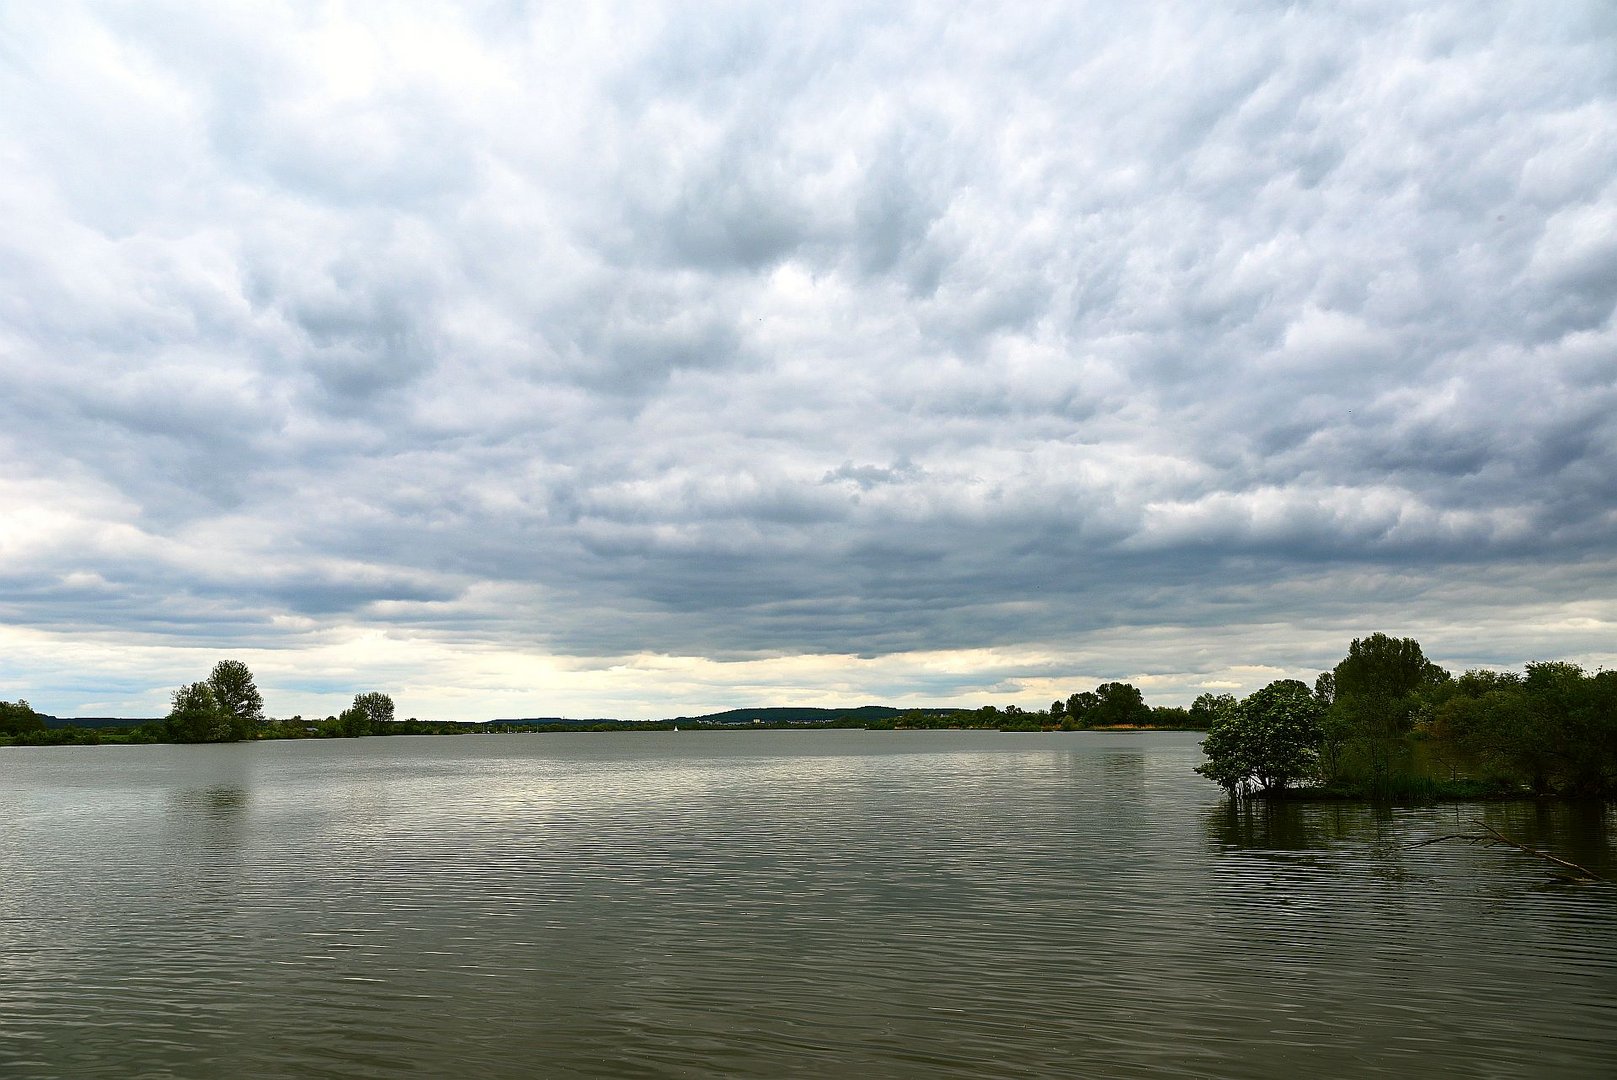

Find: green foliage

[1427,670,1537,787]
[1058,682,1152,728]
[1090,682,1152,726]
[322,692,398,738]
[1237,678,1324,791]
[1329,633,1449,779]
[1308,646,1617,799]
[1150,705,1192,728]
[335,705,369,738]
[1195,680,1323,795]
[0,699,47,737]
[207,660,263,740]
[1316,706,1355,785]
[3,725,105,747]
[353,691,396,731]
[1189,693,1235,732]
[1064,691,1099,726]
[1450,662,1617,796]
[1312,672,1334,707]
[160,660,265,743]
[165,682,234,743]
[1334,633,1448,701]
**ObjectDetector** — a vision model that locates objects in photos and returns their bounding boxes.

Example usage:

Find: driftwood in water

[1415,822,1608,884]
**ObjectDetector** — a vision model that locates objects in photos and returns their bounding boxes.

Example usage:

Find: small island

[1195,633,1616,801]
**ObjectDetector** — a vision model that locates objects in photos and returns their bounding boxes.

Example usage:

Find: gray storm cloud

[0,1,1613,716]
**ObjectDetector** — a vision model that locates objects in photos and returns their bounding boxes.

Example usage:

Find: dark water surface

[2,731,1614,1078]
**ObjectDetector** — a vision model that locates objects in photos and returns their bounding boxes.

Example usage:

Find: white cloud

[1,1,1614,717]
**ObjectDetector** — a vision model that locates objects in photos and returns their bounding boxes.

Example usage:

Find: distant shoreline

[4,719,1208,748]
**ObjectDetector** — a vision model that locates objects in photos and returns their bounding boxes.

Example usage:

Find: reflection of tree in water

[176,786,249,815]
[1096,752,1146,798]
[1205,799,1402,852]
[164,786,252,911]
[1475,801,1617,879]
[169,785,250,844]
[1209,799,1320,852]
[1205,799,1425,882]
[1206,798,1617,885]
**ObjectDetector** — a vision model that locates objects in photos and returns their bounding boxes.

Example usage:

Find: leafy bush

[1196,680,1323,796]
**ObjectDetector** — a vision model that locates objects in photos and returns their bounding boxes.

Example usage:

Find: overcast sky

[2,2,1614,721]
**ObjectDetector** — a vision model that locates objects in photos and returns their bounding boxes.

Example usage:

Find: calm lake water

[2,731,1614,1078]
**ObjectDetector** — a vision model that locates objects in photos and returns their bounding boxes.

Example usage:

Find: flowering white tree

[1195,680,1323,796]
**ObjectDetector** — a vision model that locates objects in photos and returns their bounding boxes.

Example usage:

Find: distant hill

[664,705,967,725]
[42,716,160,730]
[492,706,970,727]
[35,706,972,732]
[488,717,624,728]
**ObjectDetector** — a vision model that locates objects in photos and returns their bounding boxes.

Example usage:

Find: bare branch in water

[1415,822,1608,883]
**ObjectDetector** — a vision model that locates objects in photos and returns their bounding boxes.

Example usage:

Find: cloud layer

[2,2,1614,719]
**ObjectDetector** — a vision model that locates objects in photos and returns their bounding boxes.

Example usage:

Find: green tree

[207,660,263,740]
[166,682,233,743]
[1330,633,1449,780]
[1431,672,1537,788]
[1573,669,1617,797]
[1312,672,1334,708]
[1065,691,1099,728]
[1309,671,1348,780]
[1387,663,1616,797]
[1189,692,1235,731]
[1090,682,1152,727]
[1150,705,1192,728]
[353,692,395,731]
[1523,662,1617,796]
[1196,680,1324,796]
[0,699,47,738]
[333,692,396,738]
[335,705,368,738]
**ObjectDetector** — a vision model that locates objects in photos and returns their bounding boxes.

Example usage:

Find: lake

[2,731,1614,1078]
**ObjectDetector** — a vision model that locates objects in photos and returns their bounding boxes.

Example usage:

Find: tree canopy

[1195,679,1323,795]
[166,682,234,743]
[1189,693,1235,731]
[1194,633,1616,799]
[1057,681,1157,729]
[1330,633,1450,780]
[207,660,263,740]
[1429,662,1617,796]
[336,692,396,737]
[0,699,47,737]
[163,660,264,743]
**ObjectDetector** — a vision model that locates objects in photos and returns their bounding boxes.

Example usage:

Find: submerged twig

[1415,821,1608,884]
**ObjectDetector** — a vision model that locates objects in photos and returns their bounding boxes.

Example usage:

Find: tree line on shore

[0,665,1206,747]
[4,638,1613,803]
[0,661,418,746]
[1195,633,1617,800]
[824,683,1208,731]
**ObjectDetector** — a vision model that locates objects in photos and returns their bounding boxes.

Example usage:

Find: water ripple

[2,733,1614,1078]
